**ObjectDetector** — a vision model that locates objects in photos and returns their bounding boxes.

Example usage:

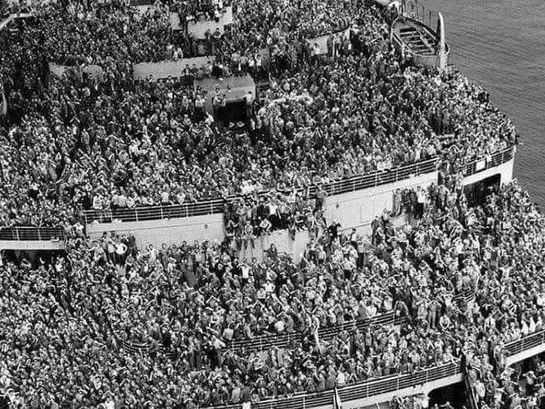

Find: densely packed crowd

[259,45,514,179]
[0,0,518,230]
[0,0,537,408]
[2,180,545,407]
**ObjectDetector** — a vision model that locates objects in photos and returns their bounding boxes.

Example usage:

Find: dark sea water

[419,0,545,207]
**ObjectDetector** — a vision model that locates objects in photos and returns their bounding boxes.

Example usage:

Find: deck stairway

[398,26,437,56]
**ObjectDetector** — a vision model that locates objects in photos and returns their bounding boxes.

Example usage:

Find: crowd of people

[0,0,540,408]
[1,180,545,407]
[0,0,518,231]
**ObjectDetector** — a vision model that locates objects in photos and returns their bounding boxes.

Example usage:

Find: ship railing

[504,330,545,356]
[0,226,66,242]
[460,146,515,177]
[13,147,514,230]
[84,199,226,225]
[223,290,473,355]
[202,362,462,409]
[224,311,405,355]
[83,158,439,224]
[202,328,545,409]
[121,311,406,358]
[83,146,516,226]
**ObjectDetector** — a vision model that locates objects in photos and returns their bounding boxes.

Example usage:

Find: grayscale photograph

[0,0,541,408]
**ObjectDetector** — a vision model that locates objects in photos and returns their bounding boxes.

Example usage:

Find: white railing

[203,328,545,409]
[83,157,439,224]
[83,146,516,226]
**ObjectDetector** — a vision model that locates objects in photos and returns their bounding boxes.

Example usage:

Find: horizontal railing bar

[83,157,441,224]
[3,148,513,238]
[204,327,537,409]
[225,311,402,354]
[0,227,66,241]
[83,147,514,225]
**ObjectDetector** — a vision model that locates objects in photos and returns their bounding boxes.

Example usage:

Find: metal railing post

[135,209,139,222]
[16,229,20,241]
[37,229,41,241]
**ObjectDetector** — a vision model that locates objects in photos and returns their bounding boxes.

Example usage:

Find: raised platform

[237,229,310,263]
[306,28,350,56]
[195,74,255,111]
[171,6,233,36]
[132,56,212,80]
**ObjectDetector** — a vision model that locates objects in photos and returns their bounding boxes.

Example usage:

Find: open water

[419,0,545,207]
